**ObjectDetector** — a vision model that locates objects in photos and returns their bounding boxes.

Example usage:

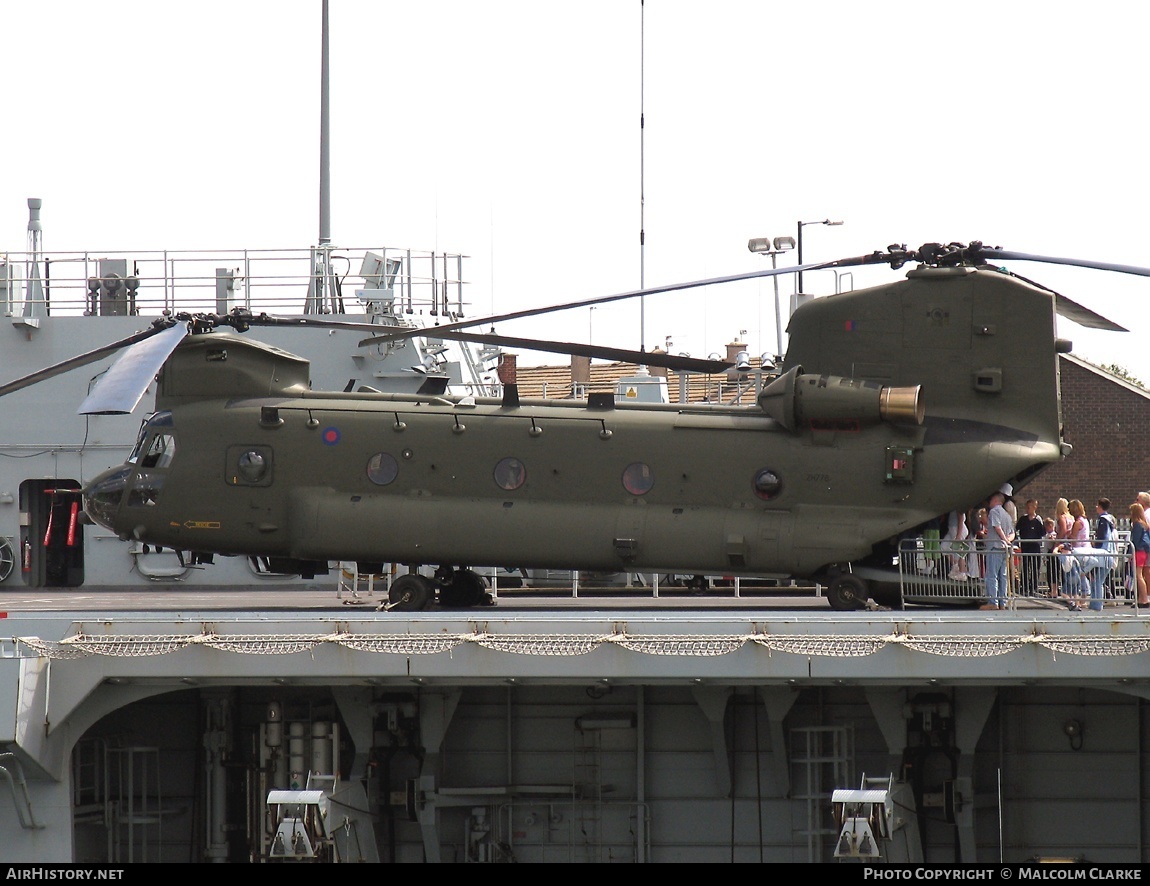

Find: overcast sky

[4,1,1150,381]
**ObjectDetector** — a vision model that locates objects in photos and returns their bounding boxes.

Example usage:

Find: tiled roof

[513,358,770,406]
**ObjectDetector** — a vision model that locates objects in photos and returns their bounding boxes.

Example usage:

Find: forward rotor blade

[78,321,190,415]
[357,262,832,347]
[0,321,179,401]
[431,330,733,373]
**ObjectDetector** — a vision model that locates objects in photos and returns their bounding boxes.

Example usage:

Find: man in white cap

[981,489,1016,610]
[1000,483,1018,523]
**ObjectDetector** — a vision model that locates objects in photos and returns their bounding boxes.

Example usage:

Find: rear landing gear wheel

[387,574,434,611]
[439,568,490,607]
[826,574,868,611]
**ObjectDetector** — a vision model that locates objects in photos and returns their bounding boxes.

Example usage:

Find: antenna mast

[639,0,647,362]
[308,0,338,313]
[319,0,331,248]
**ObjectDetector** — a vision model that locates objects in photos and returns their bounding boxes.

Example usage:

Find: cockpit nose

[83,465,133,531]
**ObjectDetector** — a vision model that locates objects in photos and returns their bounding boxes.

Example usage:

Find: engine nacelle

[758,365,923,431]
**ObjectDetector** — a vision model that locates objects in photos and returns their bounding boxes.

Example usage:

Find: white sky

[4,0,1150,380]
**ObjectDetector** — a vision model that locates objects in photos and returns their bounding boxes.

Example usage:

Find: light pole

[748,235,795,360]
[796,219,843,293]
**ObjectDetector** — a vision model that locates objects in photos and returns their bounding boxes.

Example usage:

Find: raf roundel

[321,427,341,446]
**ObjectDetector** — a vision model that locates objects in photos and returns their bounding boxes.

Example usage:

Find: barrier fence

[897,537,1137,610]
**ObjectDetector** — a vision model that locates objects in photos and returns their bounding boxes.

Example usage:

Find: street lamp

[796,219,843,293]
[748,235,795,360]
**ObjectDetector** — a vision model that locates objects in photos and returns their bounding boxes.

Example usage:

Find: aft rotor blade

[78,321,190,415]
[1050,294,1128,332]
[971,248,1138,332]
[0,321,179,400]
[989,266,1129,332]
[357,261,835,347]
[431,330,734,373]
[981,248,1150,279]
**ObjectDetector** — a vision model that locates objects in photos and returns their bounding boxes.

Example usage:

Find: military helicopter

[0,241,1139,611]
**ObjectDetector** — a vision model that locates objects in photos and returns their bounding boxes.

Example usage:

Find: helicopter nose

[83,465,132,531]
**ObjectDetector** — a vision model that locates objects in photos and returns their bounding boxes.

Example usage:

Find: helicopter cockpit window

[622,462,654,496]
[367,452,399,486]
[752,469,783,501]
[127,470,165,507]
[226,445,274,486]
[494,457,526,491]
[127,411,174,464]
[140,433,177,469]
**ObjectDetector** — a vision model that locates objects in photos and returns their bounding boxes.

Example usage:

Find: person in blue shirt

[980,490,1016,610]
[1095,498,1117,548]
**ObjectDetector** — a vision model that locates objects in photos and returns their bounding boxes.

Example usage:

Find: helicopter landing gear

[386,573,435,611]
[438,568,491,607]
[826,573,869,612]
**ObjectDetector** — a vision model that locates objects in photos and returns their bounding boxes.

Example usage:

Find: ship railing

[0,245,468,320]
[897,536,1136,610]
[333,562,814,603]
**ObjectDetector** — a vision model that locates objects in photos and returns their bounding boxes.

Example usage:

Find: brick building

[513,350,1150,520]
[1023,354,1150,516]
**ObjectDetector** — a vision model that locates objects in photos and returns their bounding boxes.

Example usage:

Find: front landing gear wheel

[386,574,434,611]
[826,574,868,611]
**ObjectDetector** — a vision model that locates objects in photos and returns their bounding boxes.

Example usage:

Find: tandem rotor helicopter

[0,241,1142,611]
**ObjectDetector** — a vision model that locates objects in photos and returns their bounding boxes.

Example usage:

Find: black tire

[388,574,433,611]
[439,569,489,607]
[826,574,868,611]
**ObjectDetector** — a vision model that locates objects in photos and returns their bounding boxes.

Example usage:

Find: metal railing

[897,536,1137,610]
[0,245,468,318]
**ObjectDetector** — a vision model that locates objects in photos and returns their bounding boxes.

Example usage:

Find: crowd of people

[936,485,1150,612]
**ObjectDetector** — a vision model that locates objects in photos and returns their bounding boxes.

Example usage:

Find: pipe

[0,753,44,829]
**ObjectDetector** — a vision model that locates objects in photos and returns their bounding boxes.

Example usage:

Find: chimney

[496,353,518,385]
[725,340,749,381]
[571,354,590,385]
[647,349,668,379]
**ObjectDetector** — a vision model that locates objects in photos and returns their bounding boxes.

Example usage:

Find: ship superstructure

[0,213,496,589]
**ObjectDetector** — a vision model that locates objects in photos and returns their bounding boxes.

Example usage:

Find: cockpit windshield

[128,411,176,466]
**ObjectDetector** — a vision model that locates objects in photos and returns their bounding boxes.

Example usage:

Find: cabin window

[226,445,274,486]
[367,452,399,486]
[752,468,783,501]
[494,457,526,491]
[237,450,268,483]
[622,462,654,496]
